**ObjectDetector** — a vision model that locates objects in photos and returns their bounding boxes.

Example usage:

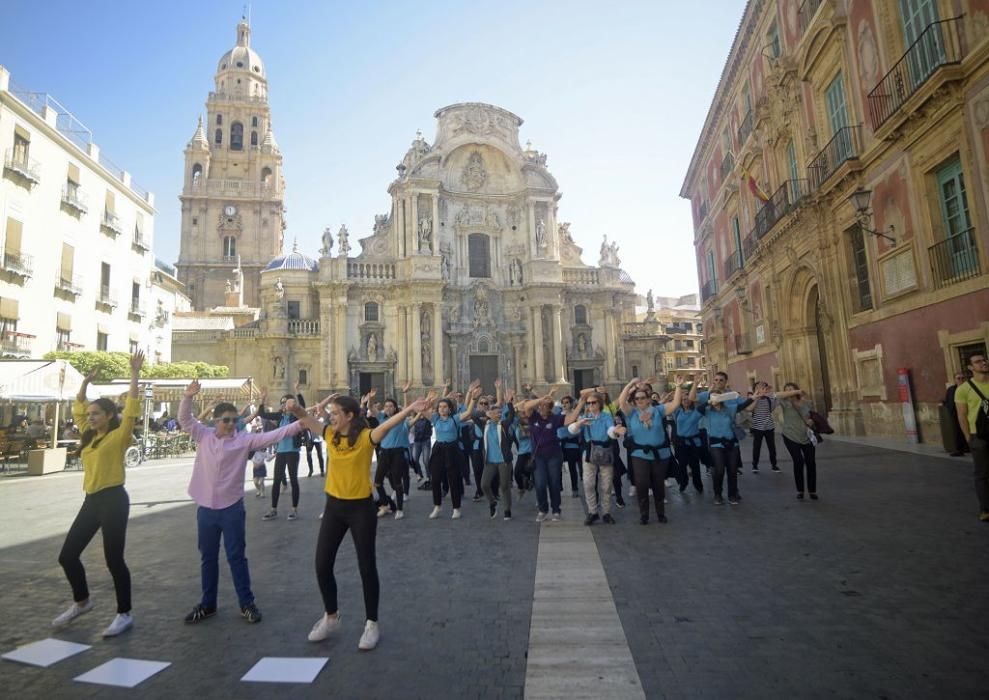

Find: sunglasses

[586,400,599,405]
[217,417,238,424]
[479,401,490,406]
[634,395,649,400]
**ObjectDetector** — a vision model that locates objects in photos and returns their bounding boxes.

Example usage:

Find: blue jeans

[533,453,563,514]
[197,499,253,609]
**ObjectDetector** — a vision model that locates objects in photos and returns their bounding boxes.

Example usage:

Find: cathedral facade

[173,23,664,400]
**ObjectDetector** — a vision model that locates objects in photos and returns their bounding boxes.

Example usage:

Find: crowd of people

[46,349,989,653]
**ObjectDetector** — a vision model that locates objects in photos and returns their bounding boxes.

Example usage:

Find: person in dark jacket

[259,387,305,521]
[946,372,970,456]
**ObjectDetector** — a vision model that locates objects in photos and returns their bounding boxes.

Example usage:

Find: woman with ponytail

[53,351,144,637]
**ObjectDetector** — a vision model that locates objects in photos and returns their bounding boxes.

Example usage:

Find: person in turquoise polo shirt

[695,372,752,505]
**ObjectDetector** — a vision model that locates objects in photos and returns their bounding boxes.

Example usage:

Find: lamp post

[849,188,896,245]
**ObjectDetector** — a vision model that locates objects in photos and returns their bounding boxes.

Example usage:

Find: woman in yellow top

[53,350,144,637]
[298,392,428,651]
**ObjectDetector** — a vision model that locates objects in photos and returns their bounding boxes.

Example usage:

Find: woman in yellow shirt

[53,351,143,637]
[299,392,428,651]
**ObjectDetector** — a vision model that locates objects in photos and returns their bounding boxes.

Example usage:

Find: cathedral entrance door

[469,355,499,396]
[359,372,385,398]
[573,369,595,395]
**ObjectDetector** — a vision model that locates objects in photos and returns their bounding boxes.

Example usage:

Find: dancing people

[425,384,479,519]
[558,395,583,498]
[369,388,413,520]
[695,372,752,505]
[259,387,305,521]
[479,392,517,520]
[54,351,143,637]
[565,390,620,525]
[776,382,819,500]
[519,392,567,522]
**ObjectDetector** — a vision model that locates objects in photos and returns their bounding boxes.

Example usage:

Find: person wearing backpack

[954,352,989,522]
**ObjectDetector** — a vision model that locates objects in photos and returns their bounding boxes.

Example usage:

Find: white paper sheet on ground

[74,658,171,688]
[241,657,329,683]
[2,638,91,667]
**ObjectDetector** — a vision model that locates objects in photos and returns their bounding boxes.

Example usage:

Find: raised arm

[564,395,587,425]
[197,401,217,422]
[178,380,208,442]
[494,377,503,407]
[458,386,480,421]
[663,376,685,416]
[372,398,430,444]
[617,377,639,414]
[128,350,144,401]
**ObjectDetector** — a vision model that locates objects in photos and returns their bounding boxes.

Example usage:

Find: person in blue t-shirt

[617,376,685,524]
[695,371,753,505]
[424,385,478,520]
[557,396,583,498]
[512,409,534,495]
[565,391,621,525]
[479,398,517,520]
[672,391,705,495]
[370,392,413,520]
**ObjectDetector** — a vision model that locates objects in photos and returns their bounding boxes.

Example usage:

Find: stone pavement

[0,439,986,699]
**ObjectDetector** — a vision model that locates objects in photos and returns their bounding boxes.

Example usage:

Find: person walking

[304,424,325,478]
[303,394,429,650]
[747,381,780,473]
[696,372,752,505]
[53,351,143,637]
[521,393,567,522]
[954,352,989,522]
[259,387,305,521]
[558,395,583,498]
[777,383,818,500]
[617,377,684,524]
[480,400,517,520]
[565,391,620,525]
[179,381,318,624]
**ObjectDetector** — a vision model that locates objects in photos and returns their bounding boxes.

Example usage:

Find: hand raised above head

[185,379,201,397]
[130,349,146,373]
[408,397,431,414]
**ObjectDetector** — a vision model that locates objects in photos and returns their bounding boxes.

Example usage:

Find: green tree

[44,351,230,381]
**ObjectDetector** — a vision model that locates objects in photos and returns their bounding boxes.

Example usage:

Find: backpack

[967,380,989,440]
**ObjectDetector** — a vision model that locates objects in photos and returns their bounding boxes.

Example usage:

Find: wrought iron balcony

[61,185,88,214]
[798,0,824,36]
[723,250,744,279]
[720,152,735,180]
[868,16,963,131]
[929,228,980,289]
[752,179,808,241]
[701,278,718,303]
[2,251,34,278]
[736,110,753,148]
[808,126,861,191]
[1,331,35,357]
[101,210,123,237]
[742,233,758,259]
[97,285,118,309]
[55,274,84,297]
[3,149,41,184]
[57,339,85,352]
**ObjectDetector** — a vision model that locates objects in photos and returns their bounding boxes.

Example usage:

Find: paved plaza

[0,439,987,699]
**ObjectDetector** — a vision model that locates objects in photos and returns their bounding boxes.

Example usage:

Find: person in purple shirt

[520,394,567,522]
[178,379,326,625]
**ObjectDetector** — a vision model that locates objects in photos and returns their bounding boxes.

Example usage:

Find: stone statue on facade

[577,334,588,355]
[320,226,334,256]
[462,151,487,191]
[421,311,432,374]
[367,333,378,362]
[598,235,621,267]
[418,216,432,253]
[558,222,573,243]
[337,225,351,256]
[535,219,547,249]
[440,242,453,281]
[473,287,490,328]
[646,289,655,312]
[509,258,523,286]
[448,304,460,325]
[274,277,285,300]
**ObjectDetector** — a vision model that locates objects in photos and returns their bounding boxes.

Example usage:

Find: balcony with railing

[1,251,34,279]
[743,232,758,259]
[55,274,84,297]
[808,125,862,191]
[288,319,321,336]
[132,232,151,253]
[61,185,88,214]
[97,285,118,309]
[128,299,147,318]
[188,179,276,198]
[751,179,808,242]
[723,250,744,280]
[929,229,981,289]
[720,152,735,180]
[563,268,600,286]
[57,339,85,352]
[347,262,396,282]
[0,331,35,357]
[736,110,753,148]
[798,0,824,36]
[867,16,964,131]
[3,148,41,184]
[101,210,123,237]
[701,278,718,303]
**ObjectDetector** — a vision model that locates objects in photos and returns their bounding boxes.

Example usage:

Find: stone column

[432,303,443,389]
[396,305,407,382]
[528,201,537,258]
[533,305,545,385]
[410,302,422,386]
[410,194,419,255]
[335,298,348,388]
[551,305,566,383]
[395,197,404,257]
[431,195,440,254]
[513,342,524,392]
[603,309,615,382]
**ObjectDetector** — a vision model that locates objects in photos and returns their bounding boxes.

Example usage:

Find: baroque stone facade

[681,1,989,442]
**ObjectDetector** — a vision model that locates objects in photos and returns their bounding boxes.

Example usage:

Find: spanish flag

[740,165,771,202]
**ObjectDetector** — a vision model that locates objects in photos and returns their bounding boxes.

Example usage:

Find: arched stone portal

[783,265,832,414]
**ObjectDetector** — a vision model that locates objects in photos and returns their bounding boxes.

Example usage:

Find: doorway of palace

[469,355,499,396]
[808,286,833,413]
[359,372,385,397]
[573,368,595,395]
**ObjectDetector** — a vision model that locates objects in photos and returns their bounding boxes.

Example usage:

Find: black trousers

[514,453,532,490]
[630,456,668,519]
[315,495,378,621]
[272,451,300,508]
[58,485,131,613]
[783,436,817,493]
[751,428,778,468]
[563,447,582,492]
[710,443,741,499]
[305,440,325,476]
[677,440,704,492]
[430,442,463,508]
[375,448,408,511]
[470,449,484,495]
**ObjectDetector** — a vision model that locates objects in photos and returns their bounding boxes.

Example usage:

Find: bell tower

[176,18,285,310]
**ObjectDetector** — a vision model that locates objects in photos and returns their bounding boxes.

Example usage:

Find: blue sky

[2,0,745,299]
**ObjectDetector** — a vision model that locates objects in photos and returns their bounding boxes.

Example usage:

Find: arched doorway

[806,285,832,414]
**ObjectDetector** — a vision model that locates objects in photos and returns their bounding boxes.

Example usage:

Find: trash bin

[27,447,67,475]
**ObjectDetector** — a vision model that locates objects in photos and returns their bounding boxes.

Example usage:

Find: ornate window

[364,302,379,322]
[468,233,491,278]
[223,235,236,258]
[251,130,258,146]
[251,116,258,127]
[261,167,272,184]
[230,122,244,151]
[574,305,587,325]
[214,128,222,145]
[191,163,203,185]
[216,114,222,125]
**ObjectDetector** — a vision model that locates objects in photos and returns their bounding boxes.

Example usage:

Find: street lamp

[849,188,896,245]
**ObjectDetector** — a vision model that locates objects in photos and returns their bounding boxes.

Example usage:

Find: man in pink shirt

[179,379,309,625]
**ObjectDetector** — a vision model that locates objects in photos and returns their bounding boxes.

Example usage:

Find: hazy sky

[2,0,745,299]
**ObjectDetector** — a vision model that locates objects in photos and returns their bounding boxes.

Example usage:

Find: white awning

[0,359,87,402]
[88,377,256,402]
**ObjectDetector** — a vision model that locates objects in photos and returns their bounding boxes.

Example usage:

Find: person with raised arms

[300,393,429,650]
[565,389,622,525]
[695,372,753,505]
[369,385,414,520]
[518,390,566,522]
[421,382,479,519]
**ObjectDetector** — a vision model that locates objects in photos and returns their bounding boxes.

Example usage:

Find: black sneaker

[241,602,262,623]
[752,467,759,474]
[503,510,512,521]
[809,493,819,500]
[602,514,616,524]
[771,466,781,472]
[640,515,649,525]
[489,502,497,519]
[728,496,740,505]
[657,515,668,523]
[473,492,483,502]
[418,479,431,490]
[184,605,217,623]
[615,498,626,509]
[713,496,725,506]
[584,513,600,526]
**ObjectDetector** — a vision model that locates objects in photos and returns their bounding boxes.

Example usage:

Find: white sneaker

[358,620,380,651]
[536,512,547,523]
[629,486,637,497]
[428,506,441,519]
[394,510,404,520]
[551,512,560,522]
[102,612,133,637]
[52,600,93,628]
[261,509,278,521]
[451,508,462,520]
[308,612,340,642]
[377,505,391,518]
